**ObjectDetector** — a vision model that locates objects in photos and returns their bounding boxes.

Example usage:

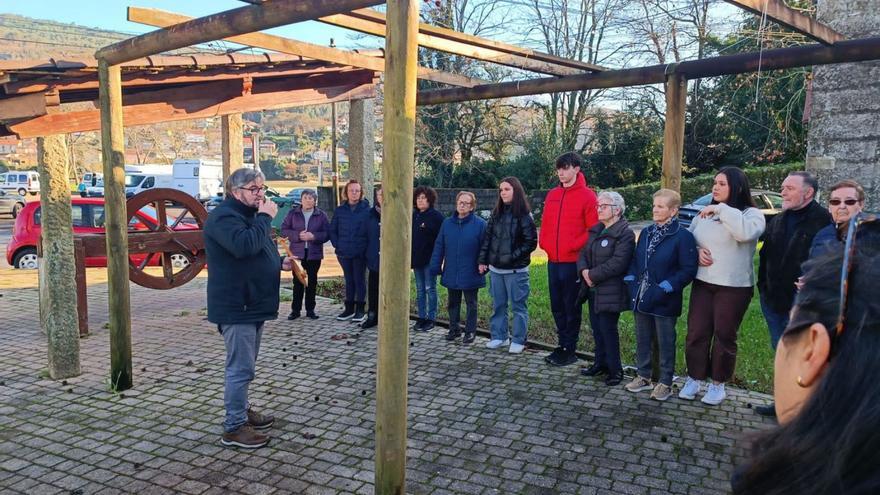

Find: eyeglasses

[829,198,859,206]
[238,185,267,194]
[457,201,473,206]
[596,203,616,210]
[833,213,877,339]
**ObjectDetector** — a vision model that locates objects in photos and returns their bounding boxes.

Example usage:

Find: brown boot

[246,407,275,430]
[220,424,269,449]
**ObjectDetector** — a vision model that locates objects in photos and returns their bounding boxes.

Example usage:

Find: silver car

[678,189,783,228]
[0,189,26,218]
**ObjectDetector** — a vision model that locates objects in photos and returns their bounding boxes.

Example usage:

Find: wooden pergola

[4,0,880,492]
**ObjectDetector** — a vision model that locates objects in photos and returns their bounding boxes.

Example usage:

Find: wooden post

[376,0,418,492]
[37,134,81,379]
[98,59,133,391]
[661,73,687,193]
[331,102,339,206]
[74,238,89,337]
[221,113,243,186]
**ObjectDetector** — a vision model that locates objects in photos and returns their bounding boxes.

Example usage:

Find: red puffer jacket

[539,172,598,262]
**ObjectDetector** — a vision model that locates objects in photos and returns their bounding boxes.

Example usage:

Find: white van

[1,171,40,196]
[171,159,223,201]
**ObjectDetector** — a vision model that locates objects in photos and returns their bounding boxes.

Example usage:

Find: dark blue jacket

[412,207,445,268]
[808,223,839,259]
[204,197,282,324]
[429,212,487,290]
[627,220,698,317]
[330,199,370,259]
[364,206,381,272]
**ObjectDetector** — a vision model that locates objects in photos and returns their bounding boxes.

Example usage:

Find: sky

[1,1,377,50]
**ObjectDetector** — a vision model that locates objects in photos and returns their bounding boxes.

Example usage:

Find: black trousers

[448,288,479,334]
[548,262,582,352]
[367,269,380,313]
[292,256,322,314]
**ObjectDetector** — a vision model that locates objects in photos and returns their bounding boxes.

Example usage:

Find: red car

[6,197,198,269]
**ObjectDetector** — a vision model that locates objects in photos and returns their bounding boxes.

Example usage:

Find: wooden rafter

[97,0,387,64]
[0,92,60,120]
[723,0,844,45]
[127,7,486,88]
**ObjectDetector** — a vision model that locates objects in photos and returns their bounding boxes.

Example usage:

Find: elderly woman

[430,191,487,344]
[478,177,538,354]
[412,185,445,332]
[577,191,635,386]
[732,216,880,494]
[624,189,698,401]
[280,189,329,320]
[681,167,765,405]
[809,179,866,258]
[329,180,371,323]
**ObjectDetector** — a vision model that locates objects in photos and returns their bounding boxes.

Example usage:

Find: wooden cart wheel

[125,188,208,289]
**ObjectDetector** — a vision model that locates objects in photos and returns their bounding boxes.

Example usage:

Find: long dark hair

[492,176,530,218]
[713,166,755,211]
[734,230,880,494]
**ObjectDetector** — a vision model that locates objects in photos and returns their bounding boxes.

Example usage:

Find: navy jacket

[429,212,487,290]
[280,206,329,260]
[808,223,839,260]
[364,206,381,272]
[412,207,445,268]
[627,220,698,317]
[330,199,370,259]
[204,197,282,324]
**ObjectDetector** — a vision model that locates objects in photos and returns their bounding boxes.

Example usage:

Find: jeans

[587,303,622,374]
[760,294,790,350]
[413,266,438,321]
[489,271,530,344]
[634,311,677,386]
[448,288,479,334]
[339,257,366,304]
[292,257,322,314]
[547,262,582,352]
[220,322,264,432]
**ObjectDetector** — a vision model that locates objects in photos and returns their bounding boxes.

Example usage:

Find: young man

[539,152,599,366]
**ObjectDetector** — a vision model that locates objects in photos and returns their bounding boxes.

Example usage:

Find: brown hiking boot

[246,407,275,431]
[220,424,269,449]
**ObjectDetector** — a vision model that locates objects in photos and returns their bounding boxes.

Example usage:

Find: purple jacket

[280,206,330,260]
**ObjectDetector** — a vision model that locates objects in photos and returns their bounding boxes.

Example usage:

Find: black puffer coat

[478,206,538,270]
[577,219,635,313]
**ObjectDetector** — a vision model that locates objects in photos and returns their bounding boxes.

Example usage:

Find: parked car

[678,189,783,228]
[0,190,27,218]
[0,171,40,196]
[285,187,317,206]
[6,197,198,270]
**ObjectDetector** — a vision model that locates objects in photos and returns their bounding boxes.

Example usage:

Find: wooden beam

[98,60,133,392]
[319,13,584,76]
[661,74,686,193]
[417,36,880,105]
[0,92,59,120]
[341,8,606,73]
[723,0,844,45]
[376,0,417,492]
[97,0,386,65]
[9,73,377,137]
[127,6,485,88]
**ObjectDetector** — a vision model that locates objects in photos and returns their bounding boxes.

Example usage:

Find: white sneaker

[678,377,702,400]
[508,343,525,354]
[701,383,726,405]
[485,339,510,349]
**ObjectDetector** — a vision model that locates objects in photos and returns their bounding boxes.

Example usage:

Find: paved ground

[0,270,775,495]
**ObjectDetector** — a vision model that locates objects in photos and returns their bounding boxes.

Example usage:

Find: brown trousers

[685,279,753,382]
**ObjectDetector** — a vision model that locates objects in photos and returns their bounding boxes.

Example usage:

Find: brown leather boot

[220,424,269,449]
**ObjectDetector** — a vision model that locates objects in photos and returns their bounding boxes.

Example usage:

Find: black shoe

[580,363,609,377]
[360,312,377,329]
[547,349,578,367]
[287,312,301,321]
[462,332,476,344]
[306,312,319,320]
[544,347,564,365]
[754,402,777,417]
[420,320,435,331]
[445,328,461,341]
[336,302,355,321]
[604,371,623,386]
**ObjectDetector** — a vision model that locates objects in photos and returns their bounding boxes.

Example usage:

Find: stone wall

[807,0,880,209]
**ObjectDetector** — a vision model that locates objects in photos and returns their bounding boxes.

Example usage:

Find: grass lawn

[318,259,776,394]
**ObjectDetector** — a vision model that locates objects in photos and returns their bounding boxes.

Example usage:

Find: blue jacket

[329,199,370,259]
[364,206,381,272]
[808,223,839,259]
[204,197,282,324]
[627,220,698,317]
[429,212,487,290]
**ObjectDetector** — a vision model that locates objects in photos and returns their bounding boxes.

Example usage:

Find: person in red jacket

[539,152,599,366]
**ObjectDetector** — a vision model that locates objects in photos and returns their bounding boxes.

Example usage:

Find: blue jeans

[489,270,530,344]
[588,304,622,374]
[547,262,582,352]
[339,257,366,303]
[634,311,677,386]
[413,266,438,321]
[760,294,790,350]
[220,322,263,432]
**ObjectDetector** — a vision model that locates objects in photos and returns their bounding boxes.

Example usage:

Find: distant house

[0,136,17,155]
